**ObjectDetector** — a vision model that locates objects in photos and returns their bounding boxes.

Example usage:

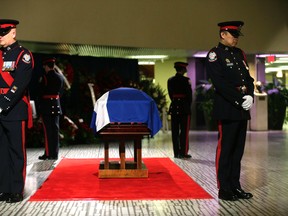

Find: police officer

[168,62,192,159]
[205,21,254,201]
[0,19,34,203]
[38,57,64,160]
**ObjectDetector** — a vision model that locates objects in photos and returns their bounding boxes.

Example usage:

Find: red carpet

[29,158,212,201]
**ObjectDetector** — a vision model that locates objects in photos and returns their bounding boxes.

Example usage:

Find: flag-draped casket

[90,87,162,137]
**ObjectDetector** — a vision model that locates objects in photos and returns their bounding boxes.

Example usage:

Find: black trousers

[41,115,60,157]
[171,114,191,157]
[216,120,247,190]
[0,120,26,194]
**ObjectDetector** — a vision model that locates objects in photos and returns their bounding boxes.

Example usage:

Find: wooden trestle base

[97,123,151,178]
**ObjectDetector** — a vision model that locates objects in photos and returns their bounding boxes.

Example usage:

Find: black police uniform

[38,64,64,160]
[205,21,254,200]
[0,23,34,202]
[167,62,192,158]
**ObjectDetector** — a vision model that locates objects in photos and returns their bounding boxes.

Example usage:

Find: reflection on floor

[1,130,288,216]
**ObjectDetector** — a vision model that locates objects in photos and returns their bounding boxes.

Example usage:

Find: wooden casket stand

[97,123,150,178]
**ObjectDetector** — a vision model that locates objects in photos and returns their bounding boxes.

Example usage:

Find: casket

[90,87,162,178]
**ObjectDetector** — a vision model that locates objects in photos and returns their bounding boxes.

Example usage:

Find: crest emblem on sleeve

[22,54,31,64]
[208,51,217,62]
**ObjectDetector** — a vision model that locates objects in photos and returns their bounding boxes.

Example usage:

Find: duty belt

[42,95,60,99]
[172,94,186,98]
[236,85,247,94]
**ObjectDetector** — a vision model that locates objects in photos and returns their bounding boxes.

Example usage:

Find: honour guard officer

[167,62,192,159]
[205,21,254,201]
[0,19,34,203]
[38,57,64,160]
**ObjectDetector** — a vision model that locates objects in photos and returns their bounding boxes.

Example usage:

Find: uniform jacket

[38,69,64,115]
[0,41,34,121]
[168,73,192,115]
[205,42,255,120]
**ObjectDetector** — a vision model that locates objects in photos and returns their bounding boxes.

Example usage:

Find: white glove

[242,95,253,110]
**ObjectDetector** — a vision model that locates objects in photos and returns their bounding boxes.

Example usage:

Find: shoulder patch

[208,51,217,62]
[22,53,31,64]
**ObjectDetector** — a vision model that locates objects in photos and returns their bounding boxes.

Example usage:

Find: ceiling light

[278,57,288,62]
[138,61,155,65]
[265,67,280,73]
[279,65,288,70]
[257,54,288,58]
[127,55,168,60]
[193,51,208,58]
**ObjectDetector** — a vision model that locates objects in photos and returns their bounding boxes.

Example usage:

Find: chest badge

[226,58,233,67]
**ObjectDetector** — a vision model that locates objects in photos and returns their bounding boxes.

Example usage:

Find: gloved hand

[242,95,253,110]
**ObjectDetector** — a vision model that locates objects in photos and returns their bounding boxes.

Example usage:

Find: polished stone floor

[0,130,288,216]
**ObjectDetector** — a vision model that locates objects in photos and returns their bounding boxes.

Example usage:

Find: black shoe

[6,193,23,203]
[183,154,192,158]
[174,154,182,158]
[233,188,253,199]
[177,155,184,158]
[0,193,10,201]
[39,155,58,160]
[177,154,192,159]
[218,189,238,201]
[39,154,49,160]
[48,156,58,160]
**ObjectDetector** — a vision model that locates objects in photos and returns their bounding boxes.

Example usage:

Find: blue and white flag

[90,87,162,136]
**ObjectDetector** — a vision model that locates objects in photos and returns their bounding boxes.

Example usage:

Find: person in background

[205,21,254,201]
[167,62,192,159]
[38,57,64,160]
[0,19,34,203]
